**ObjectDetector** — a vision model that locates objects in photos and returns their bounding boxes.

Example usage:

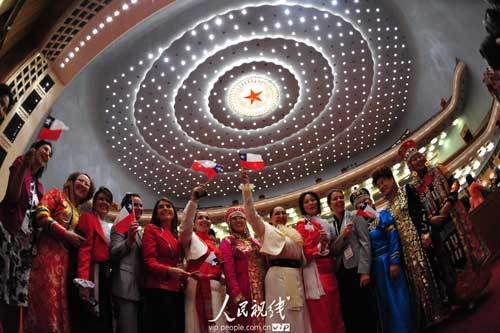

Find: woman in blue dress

[349,188,412,333]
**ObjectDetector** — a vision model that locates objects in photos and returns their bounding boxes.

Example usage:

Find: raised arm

[179,185,206,250]
[240,170,265,237]
[179,200,197,249]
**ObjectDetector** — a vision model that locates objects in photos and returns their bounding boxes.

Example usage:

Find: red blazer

[142,223,182,292]
[77,212,111,281]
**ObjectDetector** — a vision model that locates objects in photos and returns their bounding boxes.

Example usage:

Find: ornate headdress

[224,207,246,223]
[398,139,419,163]
[349,188,371,208]
[224,207,249,237]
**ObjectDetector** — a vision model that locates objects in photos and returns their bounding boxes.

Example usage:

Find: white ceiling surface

[42,0,491,207]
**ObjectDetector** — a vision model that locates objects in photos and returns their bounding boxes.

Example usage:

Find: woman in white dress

[179,185,226,333]
[240,171,311,333]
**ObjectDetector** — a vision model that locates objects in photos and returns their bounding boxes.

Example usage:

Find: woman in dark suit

[76,187,114,332]
[142,197,190,332]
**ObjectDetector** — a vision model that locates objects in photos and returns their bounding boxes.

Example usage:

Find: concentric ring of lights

[168,37,332,148]
[103,2,412,198]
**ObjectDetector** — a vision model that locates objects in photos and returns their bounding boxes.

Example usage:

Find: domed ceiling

[96,0,412,200]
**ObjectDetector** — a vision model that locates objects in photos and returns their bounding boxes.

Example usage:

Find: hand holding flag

[239,153,265,171]
[191,160,224,180]
[113,204,136,234]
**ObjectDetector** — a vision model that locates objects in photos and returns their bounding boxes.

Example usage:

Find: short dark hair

[327,189,344,206]
[29,140,53,179]
[298,191,321,216]
[93,186,113,206]
[120,192,141,208]
[465,174,475,185]
[66,172,95,203]
[371,166,395,186]
[151,197,179,236]
[0,83,14,111]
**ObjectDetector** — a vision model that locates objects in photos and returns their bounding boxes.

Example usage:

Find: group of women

[0,138,492,333]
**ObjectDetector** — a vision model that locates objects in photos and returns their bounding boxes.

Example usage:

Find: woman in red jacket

[142,197,190,332]
[76,187,114,332]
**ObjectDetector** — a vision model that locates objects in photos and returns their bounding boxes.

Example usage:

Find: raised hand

[127,222,140,246]
[191,185,206,201]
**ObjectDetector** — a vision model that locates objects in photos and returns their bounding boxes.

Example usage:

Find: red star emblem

[244,89,262,104]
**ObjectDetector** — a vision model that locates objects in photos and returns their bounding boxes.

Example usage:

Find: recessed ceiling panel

[102,2,412,199]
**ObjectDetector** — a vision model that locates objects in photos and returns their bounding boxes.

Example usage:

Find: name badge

[343,245,354,261]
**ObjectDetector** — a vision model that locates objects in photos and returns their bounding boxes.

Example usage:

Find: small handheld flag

[239,153,265,171]
[113,205,136,234]
[38,115,69,141]
[191,160,224,180]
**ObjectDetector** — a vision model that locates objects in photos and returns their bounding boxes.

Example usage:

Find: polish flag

[37,115,69,141]
[191,160,224,180]
[239,153,265,170]
[113,205,136,234]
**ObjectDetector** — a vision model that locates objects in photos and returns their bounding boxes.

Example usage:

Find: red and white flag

[191,160,224,180]
[239,153,265,170]
[113,206,135,234]
[38,115,69,141]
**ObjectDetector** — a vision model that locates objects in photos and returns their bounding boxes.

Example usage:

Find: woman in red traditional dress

[76,187,114,332]
[295,191,344,333]
[142,197,189,332]
[26,172,95,333]
[220,207,266,333]
[180,185,226,333]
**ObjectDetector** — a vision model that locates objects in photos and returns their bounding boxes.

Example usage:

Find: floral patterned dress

[26,188,79,333]
[0,158,43,307]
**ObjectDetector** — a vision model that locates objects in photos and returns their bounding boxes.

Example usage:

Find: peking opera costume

[179,199,226,333]
[399,139,491,303]
[241,183,312,333]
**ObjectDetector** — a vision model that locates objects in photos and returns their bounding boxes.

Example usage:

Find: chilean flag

[38,115,69,141]
[239,153,265,170]
[191,160,224,180]
[113,205,136,234]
